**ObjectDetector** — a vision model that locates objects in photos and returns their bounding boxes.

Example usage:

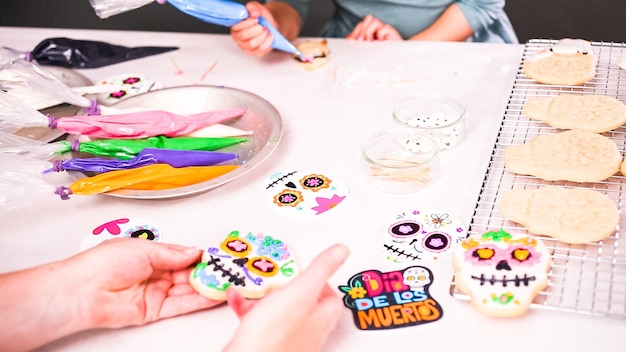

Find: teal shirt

[268,0,518,43]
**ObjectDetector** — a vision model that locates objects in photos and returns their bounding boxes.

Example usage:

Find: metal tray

[449,39,626,319]
[67,85,283,199]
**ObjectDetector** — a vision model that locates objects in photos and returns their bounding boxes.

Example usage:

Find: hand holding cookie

[0,238,222,352]
[223,244,349,352]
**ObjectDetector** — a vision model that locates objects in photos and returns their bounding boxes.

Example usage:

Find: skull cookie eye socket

[389,221,422,239]
[247,257,279,277]
[221,238,252,258]
[129,229,156,240]
[273,189,304,207]
[299,174,330,192]
[473,248,495,260]
[422,231,451,252]
[511,248,531,262]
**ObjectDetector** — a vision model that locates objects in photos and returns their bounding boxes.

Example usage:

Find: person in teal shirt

[231,0,518,56]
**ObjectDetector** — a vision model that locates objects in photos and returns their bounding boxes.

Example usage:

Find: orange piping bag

[63,163,238,196]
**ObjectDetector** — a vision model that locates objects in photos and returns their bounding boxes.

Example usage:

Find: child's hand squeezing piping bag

[88,0,302,56]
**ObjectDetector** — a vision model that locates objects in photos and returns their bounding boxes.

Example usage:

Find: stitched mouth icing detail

[470,274,536,287]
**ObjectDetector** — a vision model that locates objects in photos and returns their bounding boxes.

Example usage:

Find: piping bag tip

[257,16,300,56]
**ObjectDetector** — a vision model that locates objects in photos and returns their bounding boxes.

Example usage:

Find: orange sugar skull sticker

[263,170,349,218]
[338,266,443,330]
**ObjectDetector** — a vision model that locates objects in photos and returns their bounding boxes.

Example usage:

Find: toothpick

[168,57,196,84]
[200,61,218,81]
[331,65,338,86]
[168,57,184,75]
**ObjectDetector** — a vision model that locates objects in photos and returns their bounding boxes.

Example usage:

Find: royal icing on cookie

[295,39,330,71]
[81,217,162,250]
[523,38,597,85]
[452,229,551,318]
[382,209,467,263]
[549,38,592,55]
[263,170,349,218]
[189,230,299,300]
[338,266,443,330]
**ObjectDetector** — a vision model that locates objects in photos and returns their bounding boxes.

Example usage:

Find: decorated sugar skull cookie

[81,217,162,250]
[452,229,552,318]
[295,39,330,71]
[382,209,467,263]
[189,230,299,300]
[263,170,349,218]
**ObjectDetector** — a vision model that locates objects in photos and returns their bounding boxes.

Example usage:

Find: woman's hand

[76,238,223,328]
[0,238,222,352]
[346,15,403,41]
[224,244,350,352]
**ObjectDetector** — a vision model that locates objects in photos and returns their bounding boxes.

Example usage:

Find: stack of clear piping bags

[0,53,98,112]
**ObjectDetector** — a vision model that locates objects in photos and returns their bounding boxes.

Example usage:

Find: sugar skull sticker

[81,217,162,250]
[452,229,552,317]
[189,230,299,300]
[383,209,467,263]
[338,266,443,330]
[263,170,349,217]
[97,73,161,104]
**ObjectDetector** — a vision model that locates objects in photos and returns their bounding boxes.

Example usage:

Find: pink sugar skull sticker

[81,217,162,250]
[263,170,349,217]
[97,73,161,104]
[382,209,467,263]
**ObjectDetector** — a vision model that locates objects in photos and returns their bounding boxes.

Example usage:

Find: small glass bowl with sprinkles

[392,95,465,150]
[361,129,440,194]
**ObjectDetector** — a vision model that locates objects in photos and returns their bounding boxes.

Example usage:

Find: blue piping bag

[165,0,301,56]
[88,0,301,56]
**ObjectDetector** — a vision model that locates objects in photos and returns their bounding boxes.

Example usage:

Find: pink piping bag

[50,108,247,138]
[46,148,238,173]
[0,91,246,139]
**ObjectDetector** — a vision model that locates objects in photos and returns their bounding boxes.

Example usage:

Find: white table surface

[1,26,625,352]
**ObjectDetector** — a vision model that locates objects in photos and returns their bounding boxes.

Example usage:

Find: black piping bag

[26,37,178,69]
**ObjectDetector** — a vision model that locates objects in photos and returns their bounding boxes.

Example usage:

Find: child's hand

[347,15,402,41]
[230,1,277,57]
[223,244,350,352]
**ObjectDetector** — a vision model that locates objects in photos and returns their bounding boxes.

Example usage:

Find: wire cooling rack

[450,39,626,319]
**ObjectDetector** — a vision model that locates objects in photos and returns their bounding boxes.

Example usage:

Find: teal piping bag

[165,0,301,56]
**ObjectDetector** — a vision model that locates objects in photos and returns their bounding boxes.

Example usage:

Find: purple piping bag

[48,148,238,173]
